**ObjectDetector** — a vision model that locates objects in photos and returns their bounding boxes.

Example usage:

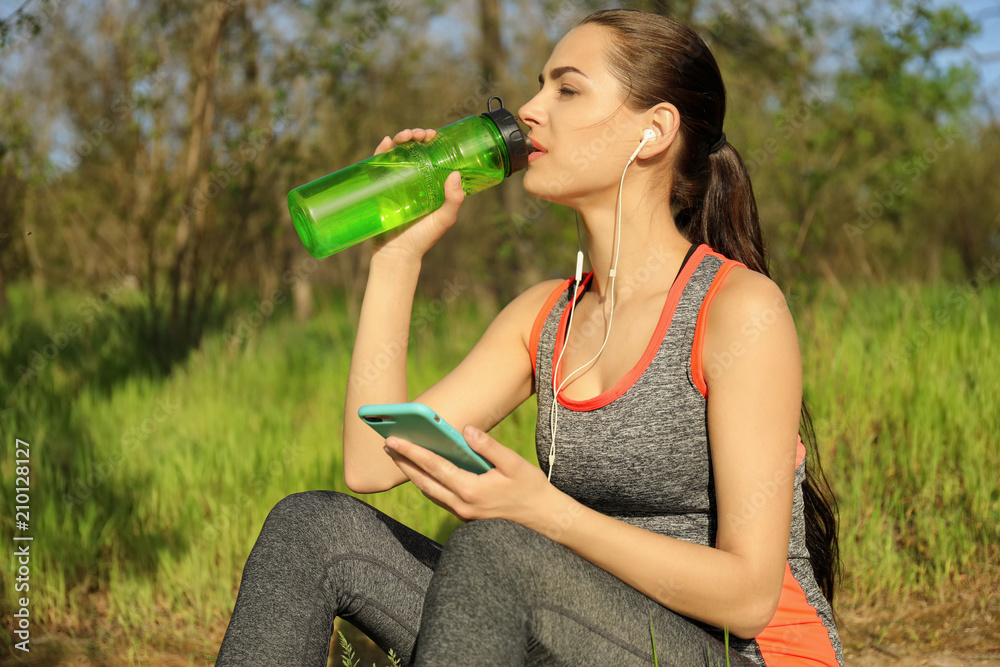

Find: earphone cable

[548,146,639,481]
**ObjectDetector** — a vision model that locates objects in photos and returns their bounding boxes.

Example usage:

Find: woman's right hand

[369,128,466,263]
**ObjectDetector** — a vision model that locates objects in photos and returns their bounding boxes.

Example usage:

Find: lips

[528,137,547,162]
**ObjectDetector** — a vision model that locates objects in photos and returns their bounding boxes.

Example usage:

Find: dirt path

[837,595,1000,667]
[5,596,998,666]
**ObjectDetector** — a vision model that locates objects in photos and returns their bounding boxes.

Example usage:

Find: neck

[575,178,692,301]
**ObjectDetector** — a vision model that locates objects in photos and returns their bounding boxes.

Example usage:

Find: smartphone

[358,402,494,474]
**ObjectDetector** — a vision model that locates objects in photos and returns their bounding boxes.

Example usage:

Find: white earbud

[628,129,657,163]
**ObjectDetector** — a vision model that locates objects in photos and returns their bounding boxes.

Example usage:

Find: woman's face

[517,23,648,206]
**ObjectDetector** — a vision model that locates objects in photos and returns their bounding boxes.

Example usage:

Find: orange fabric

[529,276,581,372]
[756,562,840,666]
[690,255,744,398]
[554,244,711,411]
[795,435,806,468]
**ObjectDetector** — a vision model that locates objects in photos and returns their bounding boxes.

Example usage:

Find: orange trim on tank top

[690,256,743,397]
[754,561,840,666]
[529,275,592,373]
[552,244,711,412]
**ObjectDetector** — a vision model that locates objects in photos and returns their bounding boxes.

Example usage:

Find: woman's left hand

[383,425,552,527]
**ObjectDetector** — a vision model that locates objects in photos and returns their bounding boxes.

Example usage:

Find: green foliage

[338,631,400,667]
[0,0,994,323]
[1,282,997,661]
[339,630,358,667]
[800,282,1000,601]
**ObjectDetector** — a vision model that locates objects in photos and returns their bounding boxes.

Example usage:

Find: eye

[558,86,577,97]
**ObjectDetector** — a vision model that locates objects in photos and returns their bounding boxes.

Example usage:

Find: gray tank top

[530,244,843,665]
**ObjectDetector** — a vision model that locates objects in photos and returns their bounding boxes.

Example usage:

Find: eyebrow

[538,65,588,86]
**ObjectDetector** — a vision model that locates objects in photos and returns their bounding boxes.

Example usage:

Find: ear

[639,103,680,158]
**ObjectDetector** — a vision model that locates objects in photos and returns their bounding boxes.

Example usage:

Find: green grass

[1,280,998,660]
[796,282,1000,604]
[338,630,400,667]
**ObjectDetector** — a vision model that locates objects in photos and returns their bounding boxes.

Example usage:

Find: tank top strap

[532,244,732,404]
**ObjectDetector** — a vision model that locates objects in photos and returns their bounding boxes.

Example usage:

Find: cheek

[522,157,607,204]
[521,123,634,202]
[521,165,562,202]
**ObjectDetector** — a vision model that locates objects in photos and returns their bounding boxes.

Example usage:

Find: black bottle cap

[482,96,533,175]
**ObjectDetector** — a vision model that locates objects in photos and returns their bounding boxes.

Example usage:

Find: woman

[216,8,842,666]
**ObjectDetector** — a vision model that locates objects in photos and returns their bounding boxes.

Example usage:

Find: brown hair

[580,8,841,604]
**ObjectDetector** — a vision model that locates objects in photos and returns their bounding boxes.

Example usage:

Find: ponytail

[686,141,842,604]
[682,143,769,277]
[581,7,842,605]
[799,403,842,603]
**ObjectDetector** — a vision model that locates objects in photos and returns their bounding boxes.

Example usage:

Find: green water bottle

[288,97,532,258]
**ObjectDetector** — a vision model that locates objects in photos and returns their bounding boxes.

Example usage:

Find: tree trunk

[479,0,503,85]
[168,4,230,351]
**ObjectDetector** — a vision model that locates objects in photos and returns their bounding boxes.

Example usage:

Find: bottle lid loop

[482,96,533,175]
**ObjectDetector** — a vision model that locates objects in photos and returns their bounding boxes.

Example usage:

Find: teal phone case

[358,402,494,474]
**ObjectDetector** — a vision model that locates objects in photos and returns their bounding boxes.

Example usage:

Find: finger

[373,135,393,156]
[433,171,465,225]
[462,424,515,469]
[396,171,465,252]
[386,437,467,488]
[387,445,465,507]
[383,443,435,485]
[390,128,438,146]
[391,129,414,145]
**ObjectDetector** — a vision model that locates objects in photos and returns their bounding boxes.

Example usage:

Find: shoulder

[477,278,569,347]
[701,266,800,387]
[706,265,791,329]
[511,278,570,309]
[503,278,570,341]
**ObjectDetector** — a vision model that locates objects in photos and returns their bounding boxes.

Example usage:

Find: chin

[521,170,569,205]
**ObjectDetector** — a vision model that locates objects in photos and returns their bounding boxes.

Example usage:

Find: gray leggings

[215,491,757,667]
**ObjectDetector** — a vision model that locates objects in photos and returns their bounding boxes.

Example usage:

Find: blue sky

[840,0,1000,110]
[942,0,1000,108]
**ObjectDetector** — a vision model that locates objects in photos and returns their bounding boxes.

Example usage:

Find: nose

[517,91,544,131]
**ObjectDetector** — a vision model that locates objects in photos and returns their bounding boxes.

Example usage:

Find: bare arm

[387,267,802,638]
[342,131,562,493]
[522,267,801,637]
[342,129,465,493]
